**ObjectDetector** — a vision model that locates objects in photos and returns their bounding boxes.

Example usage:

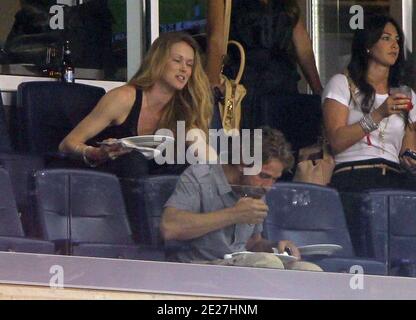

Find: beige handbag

[218,0,247,135]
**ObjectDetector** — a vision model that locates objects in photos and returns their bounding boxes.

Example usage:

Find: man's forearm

[161,207,238,241]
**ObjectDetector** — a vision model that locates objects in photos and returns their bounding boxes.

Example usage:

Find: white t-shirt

[323,74,416,164]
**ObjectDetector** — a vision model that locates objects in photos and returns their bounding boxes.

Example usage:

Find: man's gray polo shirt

[164,164,263,262]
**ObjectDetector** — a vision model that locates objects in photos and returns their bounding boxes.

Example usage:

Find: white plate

[120,135,174,148]
[272,248,299,263]
[297,244,343,256]
[97,136,170,160]
[274,253,298,263]
[120,144,161,160]
[224,251,254,259]
[224,250,298,263]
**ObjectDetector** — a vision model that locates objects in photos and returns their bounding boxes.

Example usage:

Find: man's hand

[277,240,301,259]
[232,197,268,225]
[401,153,416,175]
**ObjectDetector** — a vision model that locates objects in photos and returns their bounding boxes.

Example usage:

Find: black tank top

[91,88,143,144]
[93,87,189,175]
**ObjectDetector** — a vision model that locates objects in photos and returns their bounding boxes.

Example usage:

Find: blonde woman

[60,32,216,176]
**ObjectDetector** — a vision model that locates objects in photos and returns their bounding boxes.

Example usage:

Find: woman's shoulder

[324,74,350,92]
[327,73,349,85]
[108,84,136,99]
[322,73,351,105]
[104,84,137,106]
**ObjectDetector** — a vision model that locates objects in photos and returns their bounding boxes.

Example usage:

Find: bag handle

[344,70,359,107]
[221,0,245,84]
[227,40,246,84]
[223,0,232,53]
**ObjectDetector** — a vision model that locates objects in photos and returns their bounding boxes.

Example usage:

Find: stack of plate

[100,135,174,160]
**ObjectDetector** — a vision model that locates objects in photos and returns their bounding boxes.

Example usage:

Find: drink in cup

[232,185,267,199]
[390,85,413,111]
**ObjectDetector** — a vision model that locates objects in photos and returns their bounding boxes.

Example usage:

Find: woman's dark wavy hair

[347,14,405,113]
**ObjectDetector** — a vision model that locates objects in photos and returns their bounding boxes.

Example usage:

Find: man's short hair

[253,126,294,170]
[226,126,294,171]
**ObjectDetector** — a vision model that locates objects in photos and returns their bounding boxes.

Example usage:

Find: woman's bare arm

[323,99,369,154]
[59,85,136,162]
[206,0,225,88]
[292,18,323,95]
[324,95,408,154]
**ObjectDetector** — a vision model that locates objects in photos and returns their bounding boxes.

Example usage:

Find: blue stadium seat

[122,175,180,246]
[0,153,44,237]
[31,169,164,260]
[264,182,387,275]
[121,175,191,261]
[16,81,105,155]
[354,189,416,277]
[339,191,390,260]
[0,94,12,152]
[0,168,54,254]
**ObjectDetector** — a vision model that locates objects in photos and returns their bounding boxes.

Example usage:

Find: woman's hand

[99,138,132,160]
[84,138,132,165]
[375,93,411,119]
[401,151,416,175]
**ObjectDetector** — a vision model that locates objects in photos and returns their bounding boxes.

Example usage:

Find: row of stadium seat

[0,165,165,260]
[1,152,415,276]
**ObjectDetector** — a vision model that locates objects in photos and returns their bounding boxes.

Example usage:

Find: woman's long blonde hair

[129,32,213,137]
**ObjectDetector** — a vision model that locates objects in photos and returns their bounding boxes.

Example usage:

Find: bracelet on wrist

[359,113,379,134]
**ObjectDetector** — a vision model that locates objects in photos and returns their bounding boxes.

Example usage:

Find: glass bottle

[61,40,75,83]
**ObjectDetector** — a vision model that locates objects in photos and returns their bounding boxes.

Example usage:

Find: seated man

[161,127,321,271]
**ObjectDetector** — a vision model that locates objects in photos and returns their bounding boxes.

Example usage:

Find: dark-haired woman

[323,15,416,192]
[206,0,322,129]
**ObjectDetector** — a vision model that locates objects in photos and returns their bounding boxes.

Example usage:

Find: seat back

[0,168,24,237]
[16,82,105,153]
[340,191,390,261]
[337,192,376,258]
[0,153,44,236]
[0,94,12,152]
[362,190,416,262]
[388,192,416,263]
[123,175,179,246]
[33,169,134,245]
[264,182,354,257]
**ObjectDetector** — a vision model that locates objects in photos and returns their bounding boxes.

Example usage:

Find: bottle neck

[62,50,73,64]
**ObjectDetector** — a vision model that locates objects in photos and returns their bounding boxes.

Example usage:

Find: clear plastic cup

[390,85,413,111]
